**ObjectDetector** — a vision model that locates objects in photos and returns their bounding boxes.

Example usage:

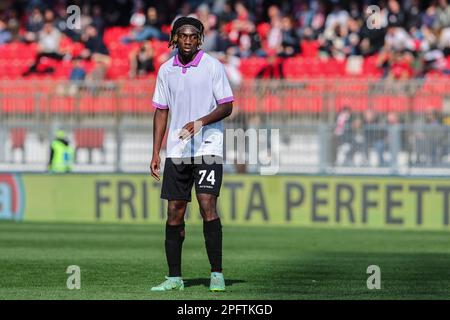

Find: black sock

[203,218,222,273]
[165,223,185,277]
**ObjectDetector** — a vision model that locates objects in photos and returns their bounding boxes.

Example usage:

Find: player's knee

[198,197,218,221]
[167,201,186,225]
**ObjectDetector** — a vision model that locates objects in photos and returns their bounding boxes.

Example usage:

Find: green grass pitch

[0,221,449,300]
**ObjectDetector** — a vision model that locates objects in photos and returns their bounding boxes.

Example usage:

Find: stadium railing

[1,79,449,175]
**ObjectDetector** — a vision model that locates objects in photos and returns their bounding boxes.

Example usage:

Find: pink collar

[173,50,204,68]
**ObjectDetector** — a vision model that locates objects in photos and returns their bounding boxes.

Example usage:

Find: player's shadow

[184,278,245,288]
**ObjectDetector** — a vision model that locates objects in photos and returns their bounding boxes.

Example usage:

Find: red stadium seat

[239,57,268,79]
[301,40,320,58]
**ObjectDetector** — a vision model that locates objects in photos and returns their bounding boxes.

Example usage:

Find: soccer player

[149,17,234,292]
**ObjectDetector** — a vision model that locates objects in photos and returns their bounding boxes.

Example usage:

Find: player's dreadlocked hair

[169,16,205,49]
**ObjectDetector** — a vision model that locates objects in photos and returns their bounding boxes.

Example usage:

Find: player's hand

[150,155,161,181]
[179,120,203,140]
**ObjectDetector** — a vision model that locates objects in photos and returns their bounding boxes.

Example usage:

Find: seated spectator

[436,0,450,29]
[56,57,86,96]
[387,0,406,27]
[22,22,67,76]
[406,0,422,30]
[54,5,81,42]
[121,12,167,43]
[378,48,415,80]
[69,57,87,81]
[145,6,162,30]
[79,24,110,61]
[422,4,437,29]
[6,9,20,41]
[279,15,301,58]
[85,56,110,95]
[129,41,155,78]
[196,4,219,52]
[23,7,44,42]
[0,18,12,45]
[439,26,450,55]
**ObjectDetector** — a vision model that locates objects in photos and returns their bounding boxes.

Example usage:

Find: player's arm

[151,108,168,181]
[179,102,233,140]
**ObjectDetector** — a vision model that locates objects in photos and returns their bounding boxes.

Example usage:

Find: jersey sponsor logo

[0,174,25,221]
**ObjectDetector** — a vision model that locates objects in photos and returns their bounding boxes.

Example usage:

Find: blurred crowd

[1,0,450,81]
[332,107,450,167]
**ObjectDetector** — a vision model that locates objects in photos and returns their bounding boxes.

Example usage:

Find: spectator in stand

[332,106,353,165]
[54,5,81,42]
[325,2,349,31]
[363,109,386,166]
[196,4,219,52]
[279,15,300,58]
[228,1,255,49]
[43,8,56,25]
[436,0,450,29]
[422,3,438,29]
[439,26,450,55]
[6,9,20,41]
[128,41,155,78]
[145,7,162,30]
[346,115,365,166]
[387,0,406,27]
[24,7,44,42]
[255,5,285,78]
[216,1,236,23]
[377,48,415,80]
[0,18,12,45]
[265,6,283,56]
[295,0,315,37]
[358,3,387,56]
[79,24,109,61]
[214,21,232,53]
[91,5,105,36]
[69,57,87,81]
[22,21,67,76]
[384,25,415,52]
[406,0,422,30]
[121,12,168,43]
[421,110,445,165]
[57,57,86,96]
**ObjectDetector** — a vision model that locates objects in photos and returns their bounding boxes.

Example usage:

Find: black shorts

[161,155,223,202]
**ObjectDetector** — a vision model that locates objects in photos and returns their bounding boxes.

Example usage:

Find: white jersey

[152,50,234,158]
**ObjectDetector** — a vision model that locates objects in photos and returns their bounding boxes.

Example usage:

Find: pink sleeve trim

[152,101,169,109]
[217,96,234,105]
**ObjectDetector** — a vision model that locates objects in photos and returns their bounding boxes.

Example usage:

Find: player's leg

[197,194,225,292]
[194,156,225,292]
[165,200,187,279]
[197,193,222,271]
[151,200,187,292]
[151,157,193,292]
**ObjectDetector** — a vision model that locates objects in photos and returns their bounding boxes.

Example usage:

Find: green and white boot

[209,272,226,292]
[151,276,184,291]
